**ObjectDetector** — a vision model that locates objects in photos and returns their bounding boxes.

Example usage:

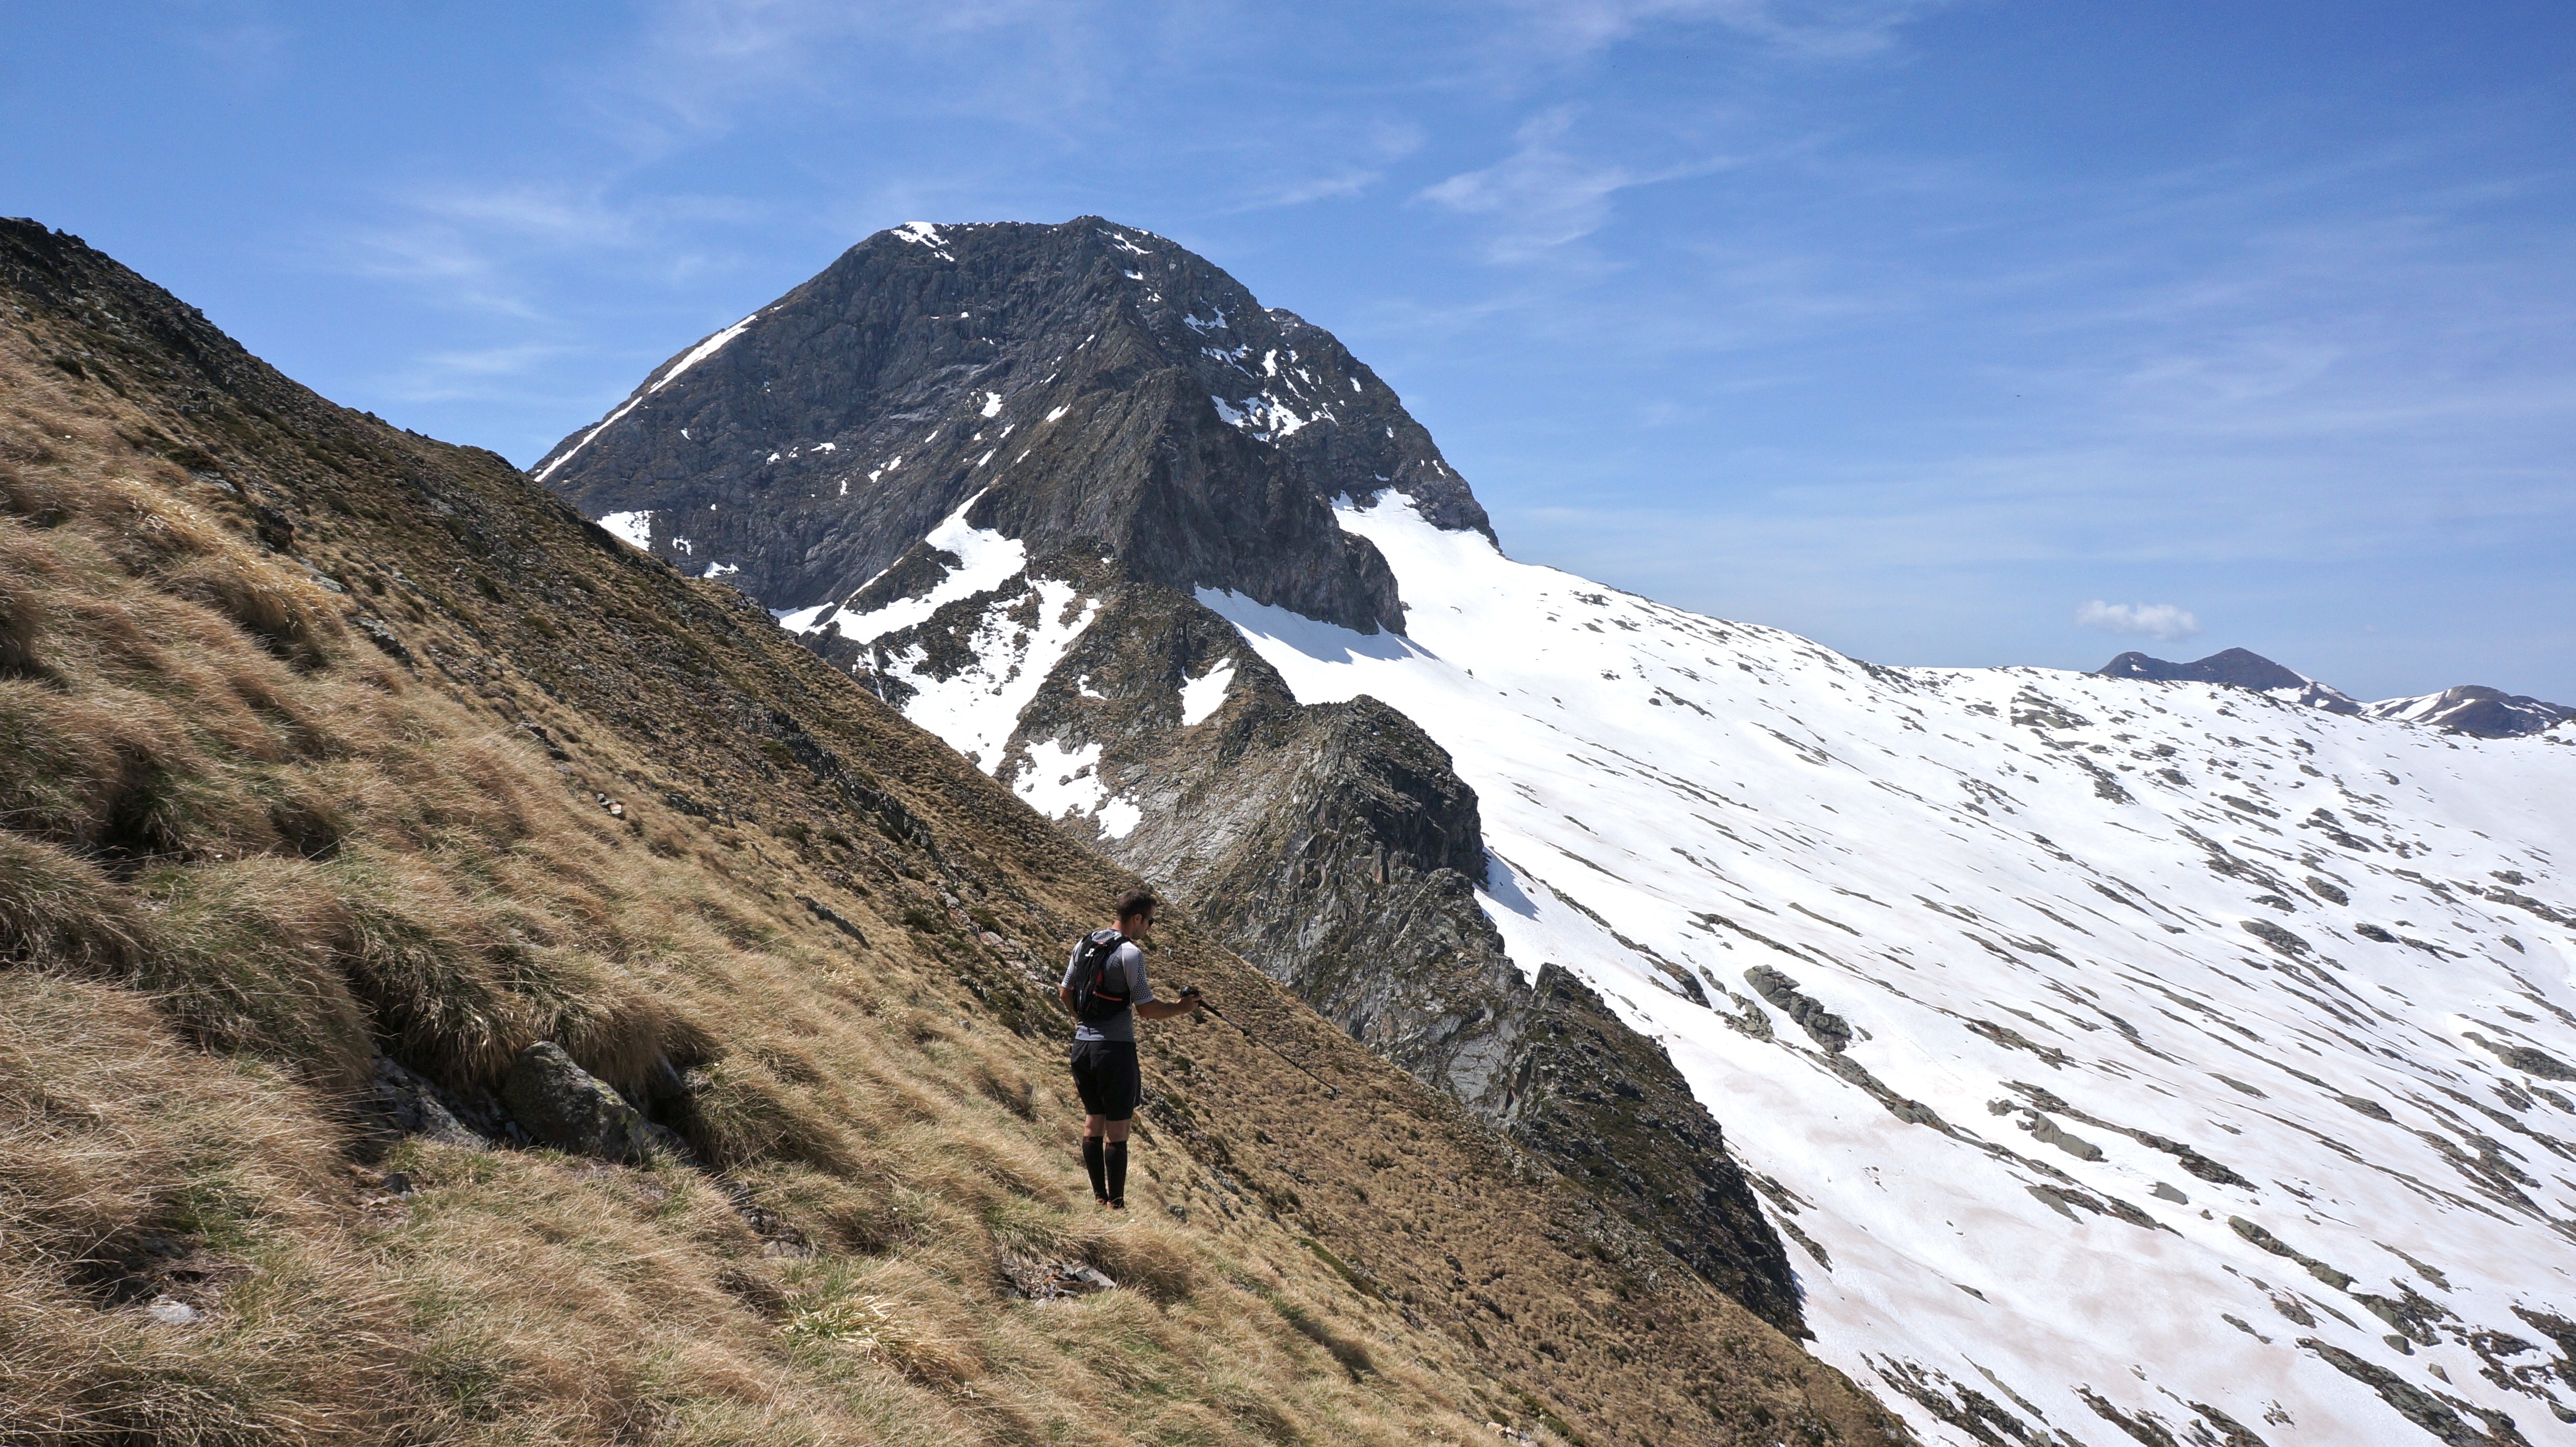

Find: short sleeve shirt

[1065,935,1152,1043]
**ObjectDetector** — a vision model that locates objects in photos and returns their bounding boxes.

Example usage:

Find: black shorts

[1069,1039,1141,1121]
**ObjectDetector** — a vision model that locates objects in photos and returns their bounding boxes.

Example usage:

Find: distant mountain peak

[2094,647,2572,738]
[2094,646,2311,692]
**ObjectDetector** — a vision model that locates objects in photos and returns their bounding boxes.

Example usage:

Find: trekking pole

[1181,988,1338,1098]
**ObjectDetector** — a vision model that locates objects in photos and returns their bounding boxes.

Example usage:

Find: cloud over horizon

[2076,600,2203,644]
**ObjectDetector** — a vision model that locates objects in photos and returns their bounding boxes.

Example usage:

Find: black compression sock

[1082,1136,1108,1201]
[1105,1141,1129,1206]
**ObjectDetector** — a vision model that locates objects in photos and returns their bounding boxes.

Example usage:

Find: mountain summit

[2097,646,2316,692]
[554,220,2576,1445]
[536,217,1488,637]
[2097,647,2573,738]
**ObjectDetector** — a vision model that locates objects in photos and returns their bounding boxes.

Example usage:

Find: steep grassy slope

[0,221,1900,1445]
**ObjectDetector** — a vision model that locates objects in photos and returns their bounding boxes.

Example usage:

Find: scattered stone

[351,613,413,666]
[2018,1111,2106,1162]
[2230,1216,2354,1290]
[362,1055,486,1149]
[998,1255,1120,1300]
[798,894,870,945]
[2151,1182,2188,1203]
[2240,919,2313,958]
[2464,1033,2574,1082]
[2299,1337,2528,1447]
[1743,964,1852,1052]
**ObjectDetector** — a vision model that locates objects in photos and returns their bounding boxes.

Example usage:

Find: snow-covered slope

[1180,496,2576,1445]
[2099,650,2573,740]
[851,488,2576,1442]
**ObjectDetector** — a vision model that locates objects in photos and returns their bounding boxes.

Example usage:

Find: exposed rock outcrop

[535,218,1494,634]
[500,1042,667,1164]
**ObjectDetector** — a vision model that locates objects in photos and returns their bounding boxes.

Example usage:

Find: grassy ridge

[0,219,1899,1446]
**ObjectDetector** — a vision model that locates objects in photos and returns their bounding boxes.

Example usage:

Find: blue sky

[10,2,2573,700]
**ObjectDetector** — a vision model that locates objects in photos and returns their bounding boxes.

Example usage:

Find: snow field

[1196,495,2576,1445]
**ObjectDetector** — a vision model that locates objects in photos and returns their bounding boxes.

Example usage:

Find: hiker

[1060,888,1201,1208]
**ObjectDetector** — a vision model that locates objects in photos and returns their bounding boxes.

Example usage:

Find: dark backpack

[1069,930,1132,1023]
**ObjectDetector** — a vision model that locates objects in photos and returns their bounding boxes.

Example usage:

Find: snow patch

[892,222,953,259]
[774,601,838,633]
[1178,660,1235,726]
[876,580,1098,773]
[822,490,1028,644]
[1098,797,1143,839]
[1013,737,1108,821]
[596,510,653,550]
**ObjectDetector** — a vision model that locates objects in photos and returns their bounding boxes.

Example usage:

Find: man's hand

[1179,985,1205,1011]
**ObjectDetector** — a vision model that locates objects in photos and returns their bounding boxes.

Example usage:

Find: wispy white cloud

[582,0,1150,157]
[164,0,292,94]
[1231,169,1385,211]
[1419,107,1730,261]
[379,343,578,404]
[1500,0,1952,61]
[2075,600,2203,643]
[326,183,765,316]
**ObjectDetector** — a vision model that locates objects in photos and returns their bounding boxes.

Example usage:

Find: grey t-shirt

[1065,933,1151,1043]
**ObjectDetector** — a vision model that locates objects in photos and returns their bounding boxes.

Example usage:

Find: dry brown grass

[0,222,1901,1447]
[0,359,1490,1447]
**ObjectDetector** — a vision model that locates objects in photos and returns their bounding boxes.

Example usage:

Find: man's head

[1114,887,1157,940]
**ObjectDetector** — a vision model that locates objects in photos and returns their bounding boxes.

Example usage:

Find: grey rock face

[536,218,1492,634]
[501,1042,661,1164]
[363,1054,487,1149]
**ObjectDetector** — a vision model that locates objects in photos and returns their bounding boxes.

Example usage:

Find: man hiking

[1060,888,1201,1209]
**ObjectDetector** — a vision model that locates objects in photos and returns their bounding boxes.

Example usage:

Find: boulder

[364,1055,487,1149]
[501,1042,661,1164]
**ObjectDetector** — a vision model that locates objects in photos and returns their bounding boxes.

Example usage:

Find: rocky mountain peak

[2095,646,2311,692]
[536,217,1489,635]
[2098,646,2573,737]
